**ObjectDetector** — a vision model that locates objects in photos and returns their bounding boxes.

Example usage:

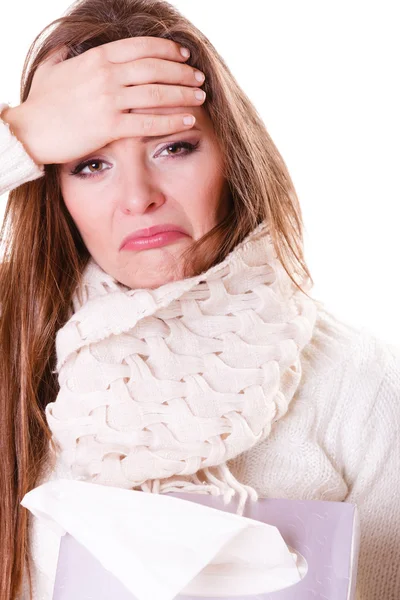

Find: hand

[3,36,205,165]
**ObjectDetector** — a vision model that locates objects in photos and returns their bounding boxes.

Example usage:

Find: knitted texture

[0,103,45,195]
[45,220,318,516]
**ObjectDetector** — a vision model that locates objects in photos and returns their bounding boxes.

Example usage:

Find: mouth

[120,225,189,251]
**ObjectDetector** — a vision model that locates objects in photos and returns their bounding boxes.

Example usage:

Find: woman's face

[58,105,230,289]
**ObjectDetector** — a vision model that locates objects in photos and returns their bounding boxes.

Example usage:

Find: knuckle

[86,45,106,67]
[143,56,158,75]
[110,118,121,141]
[105,109,120,139]
[93,66,114,97]
[111,91,122,110]
[135,36,152,52]
[96,64,113,89]
[180,86,188,102]
[166,115,176,130]
[97,92,114,121]
[141,115,155,132]
[149,83,162,103]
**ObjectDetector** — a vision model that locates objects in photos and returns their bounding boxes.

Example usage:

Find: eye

[69,140,200,179]
[70,159,110,179]
[157,140,200,158]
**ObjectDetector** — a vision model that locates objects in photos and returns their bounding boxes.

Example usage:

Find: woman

[0,0,399,598]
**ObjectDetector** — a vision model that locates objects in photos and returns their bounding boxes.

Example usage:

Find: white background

[1,1,399,345]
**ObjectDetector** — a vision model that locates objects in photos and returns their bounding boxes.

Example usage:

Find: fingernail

[195,71,205,83]
[180,46,190,58]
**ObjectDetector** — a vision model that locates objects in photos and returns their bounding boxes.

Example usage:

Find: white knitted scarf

[46,220,318,515]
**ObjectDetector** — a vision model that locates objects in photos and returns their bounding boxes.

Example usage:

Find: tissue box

[52,493,360,600]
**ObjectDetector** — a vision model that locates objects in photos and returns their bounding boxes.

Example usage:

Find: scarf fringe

[139,462,259,516]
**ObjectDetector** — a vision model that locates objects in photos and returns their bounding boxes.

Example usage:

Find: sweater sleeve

[343,342,400,600]
[0,103,45,196]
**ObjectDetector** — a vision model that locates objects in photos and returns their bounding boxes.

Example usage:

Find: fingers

[93,35,190,66]
[115,83,206,111]
[111,56,204,88]
[114,111,197,141]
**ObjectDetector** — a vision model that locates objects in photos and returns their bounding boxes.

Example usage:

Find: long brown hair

[0,0,315,597]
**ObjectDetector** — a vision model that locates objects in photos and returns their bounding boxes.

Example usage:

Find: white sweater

[1,106,400,600]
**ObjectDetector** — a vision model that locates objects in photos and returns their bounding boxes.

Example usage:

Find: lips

[119,223,188,250]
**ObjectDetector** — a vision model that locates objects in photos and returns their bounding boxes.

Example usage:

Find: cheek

[61,183,108,238]
[179,154,224,216]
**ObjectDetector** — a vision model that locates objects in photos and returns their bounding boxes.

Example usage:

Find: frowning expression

[58,105,230,289]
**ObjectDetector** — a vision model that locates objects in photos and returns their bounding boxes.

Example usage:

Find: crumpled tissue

[21,479,303,600]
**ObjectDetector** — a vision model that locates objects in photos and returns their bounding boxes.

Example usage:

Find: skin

[58,105,231,289]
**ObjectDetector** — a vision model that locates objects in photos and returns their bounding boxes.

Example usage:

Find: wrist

[1,103,42,166]
[0,104,17,135]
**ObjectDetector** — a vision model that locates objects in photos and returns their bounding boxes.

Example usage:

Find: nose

[118,168,166,216]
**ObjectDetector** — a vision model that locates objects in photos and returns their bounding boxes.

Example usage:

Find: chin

[117,263,187,290]
[108,243,193,289]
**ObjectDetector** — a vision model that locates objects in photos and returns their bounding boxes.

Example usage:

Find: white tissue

[21,479,302,600]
